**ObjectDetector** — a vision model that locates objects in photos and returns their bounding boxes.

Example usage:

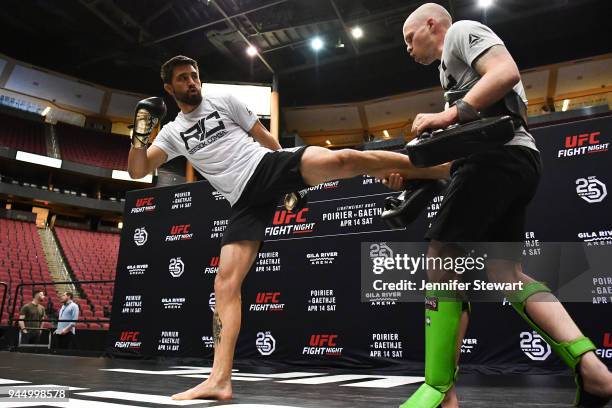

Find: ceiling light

[246,45,258,57]
[325,139,332,145]
[478,0,493,7]
[41,106,51,116]
[351,27,363,39]
[562,99,570,112]
[383,130,390,138]
[311,37,324,51]
[118,222,123,229]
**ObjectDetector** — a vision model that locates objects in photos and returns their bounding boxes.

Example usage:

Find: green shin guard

[510,282,599,407]
[400,291,463,408]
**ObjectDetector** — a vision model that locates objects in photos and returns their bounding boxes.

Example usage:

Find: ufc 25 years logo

[520,331,551,361]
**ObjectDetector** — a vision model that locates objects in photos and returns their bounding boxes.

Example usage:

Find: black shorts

[425,145,542,259]
[221,147,310,246]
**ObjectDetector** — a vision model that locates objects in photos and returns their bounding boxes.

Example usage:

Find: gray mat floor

[0,351,609,407]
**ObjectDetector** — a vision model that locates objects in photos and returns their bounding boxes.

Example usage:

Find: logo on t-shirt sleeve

[468,33,483,47]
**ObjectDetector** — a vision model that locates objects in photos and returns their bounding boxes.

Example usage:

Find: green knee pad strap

[510,282,596,370]
[401,291,463,408]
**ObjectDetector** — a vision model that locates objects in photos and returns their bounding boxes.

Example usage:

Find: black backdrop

[109,116,612,373]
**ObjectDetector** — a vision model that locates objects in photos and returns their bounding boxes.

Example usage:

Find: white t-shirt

[439,20,537,151]
[152,91,271,206]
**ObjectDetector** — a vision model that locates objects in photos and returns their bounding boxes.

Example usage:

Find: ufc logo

[120,331,140,341]
[135,197,154,207]
[256,292,280,303]
[273,208,309,225]
[210,257,220,267]
[309,334,338,347]
[604,333,612,348]
[170,224,191,234]
[565,132,600,148]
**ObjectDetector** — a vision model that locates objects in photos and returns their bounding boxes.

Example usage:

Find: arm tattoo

[213,311,222,346]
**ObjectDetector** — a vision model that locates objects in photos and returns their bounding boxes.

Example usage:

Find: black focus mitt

[406,116,515,168]
[381,179,448,229]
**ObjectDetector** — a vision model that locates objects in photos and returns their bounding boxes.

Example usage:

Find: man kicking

[389,4,612,407]
[127,55,449,401]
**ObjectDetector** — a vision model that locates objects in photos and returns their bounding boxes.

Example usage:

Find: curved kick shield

[406,116,515,168]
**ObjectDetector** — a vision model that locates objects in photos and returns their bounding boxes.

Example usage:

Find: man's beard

[175,88,203,106]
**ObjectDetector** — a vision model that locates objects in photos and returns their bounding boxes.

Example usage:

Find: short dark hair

[64,292,73,299]
[33,289,45,298]
[161,55,199,84]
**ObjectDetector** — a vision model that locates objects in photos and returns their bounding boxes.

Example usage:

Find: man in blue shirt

[53,292,79,349]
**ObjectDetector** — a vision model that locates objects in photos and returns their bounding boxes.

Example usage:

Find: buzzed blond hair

[403,3,452,30]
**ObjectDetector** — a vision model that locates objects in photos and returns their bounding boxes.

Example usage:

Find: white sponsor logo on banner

[578,230,612,246]
[576,176,607,203]
[158,331,180,351]
[523,231,541,256]
[133,227,148,246]
[255,251,281,272]
[171,191,192,210]
[211,191,225,201]
[211,219,228,239]
[307,289,336,312]
[168,257,185,278]
[126,264,148,276]
[306,252,338,266]
[520,331,551,361]
[370,333,403,358]
[121,295,142,314]
[209,292,216,312]
[427,195,444,219]
[461,338,478,354]
[202,335,215,349]
[322,202,381,228]
[255,331,276,356]
[161,297,185,310]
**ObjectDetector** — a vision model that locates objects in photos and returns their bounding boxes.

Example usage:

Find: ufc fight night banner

[109,116,612,373]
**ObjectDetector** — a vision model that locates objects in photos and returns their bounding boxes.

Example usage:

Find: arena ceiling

[2,0,610,106]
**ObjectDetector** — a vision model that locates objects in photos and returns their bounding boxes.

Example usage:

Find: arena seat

[0,113,46,155]
[55,123,130,170]
[0,218,57,325]
[54,227,119,329]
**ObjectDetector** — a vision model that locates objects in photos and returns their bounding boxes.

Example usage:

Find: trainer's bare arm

[249,120,281,151]
[412,45,520,135]
[462,45,521,111]
[128,145,167,179]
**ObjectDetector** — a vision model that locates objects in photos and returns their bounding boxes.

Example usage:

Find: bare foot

[441,386,459,408]
[580,352,612,399]
[171,378,232,401]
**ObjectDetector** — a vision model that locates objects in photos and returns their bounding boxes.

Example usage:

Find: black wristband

[455,99,481,124]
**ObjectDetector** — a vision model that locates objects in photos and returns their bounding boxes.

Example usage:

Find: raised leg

[299,146,450,187]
